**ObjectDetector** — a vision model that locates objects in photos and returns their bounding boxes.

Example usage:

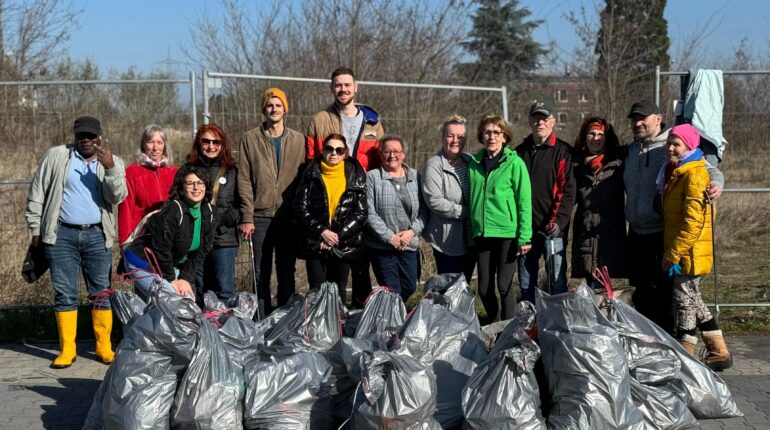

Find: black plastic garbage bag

[242,350,334,429]
[170,319,243,429]
[536,289,645,429]
[89,287,202,430]
[263,282,342,353]
[353,350,441,429]
[462,302,546,430]
[395,287,487,428]
[608,297,742,419]
[354,287,406,345]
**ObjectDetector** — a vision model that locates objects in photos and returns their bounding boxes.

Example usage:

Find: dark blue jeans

[196,246,238,300]
[518,236,567,303]
[369,249,418,303]
[432,248,476,283]
[43,224,112,311]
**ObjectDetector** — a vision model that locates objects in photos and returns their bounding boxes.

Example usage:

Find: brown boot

[678,334,698,356]
[702,330,733,371]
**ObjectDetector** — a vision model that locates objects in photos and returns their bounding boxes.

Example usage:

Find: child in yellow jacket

[659,123,731,371]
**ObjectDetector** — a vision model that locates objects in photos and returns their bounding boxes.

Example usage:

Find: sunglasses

[324,145,346,155]
[201,138,222,146]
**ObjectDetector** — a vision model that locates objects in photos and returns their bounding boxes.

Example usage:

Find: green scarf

[177,202,202,266]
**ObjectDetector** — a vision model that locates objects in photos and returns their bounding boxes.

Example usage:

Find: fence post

[501,85,509,122]
[202,70,210,125]
[654,65,660,107]
[189,70,197,136]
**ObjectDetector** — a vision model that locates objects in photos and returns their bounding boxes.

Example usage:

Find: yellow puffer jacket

[662,158,713,275]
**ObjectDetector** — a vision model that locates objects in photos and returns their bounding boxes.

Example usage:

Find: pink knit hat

[669,124,701,150]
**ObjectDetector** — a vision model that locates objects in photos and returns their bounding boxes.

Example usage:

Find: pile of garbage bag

[85,275,742,429]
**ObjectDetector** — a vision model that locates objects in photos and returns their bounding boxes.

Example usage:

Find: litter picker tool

[247,237,265,321]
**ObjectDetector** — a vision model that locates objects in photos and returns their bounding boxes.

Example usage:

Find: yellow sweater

[320,161,346,224]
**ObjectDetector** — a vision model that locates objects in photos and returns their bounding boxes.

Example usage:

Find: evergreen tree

[459,0,547,85]
[595,0,670,124]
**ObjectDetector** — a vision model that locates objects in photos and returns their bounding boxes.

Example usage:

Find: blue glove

[668,263,682,277]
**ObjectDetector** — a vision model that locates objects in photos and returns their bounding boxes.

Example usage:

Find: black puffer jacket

[128,199,216,283]
[195,157,240,248]
[294,157,367,261]
[570,149,627,279]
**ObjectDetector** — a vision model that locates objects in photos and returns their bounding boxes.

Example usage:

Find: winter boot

[92,309,115,364]
[702,330,733,371]
[52,310,78,368]
[678,334,698,356]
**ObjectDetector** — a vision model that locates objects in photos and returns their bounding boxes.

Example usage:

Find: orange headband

[588,121,606,132]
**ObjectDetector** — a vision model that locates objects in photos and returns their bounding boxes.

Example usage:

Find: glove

[668,263,682,277]
[546,223,560,238]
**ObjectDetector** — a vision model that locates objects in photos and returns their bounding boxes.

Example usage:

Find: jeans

[123,257,177,302]
[306,257,351,304]
[44,224,112,311]
[432,248,476,283]
[476,238,517,322]
[251,216,297,314]
[518,236,567,304]
[628,230,674,333]
[195,246,238,300]
[369,249,418,303]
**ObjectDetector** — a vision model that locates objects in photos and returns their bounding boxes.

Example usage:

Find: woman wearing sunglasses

[183,123,240,301]
[118,125,177,245]
[123,165,215,300]
[294,133,367,302]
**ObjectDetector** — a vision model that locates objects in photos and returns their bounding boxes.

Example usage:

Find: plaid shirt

[365,165,428,251]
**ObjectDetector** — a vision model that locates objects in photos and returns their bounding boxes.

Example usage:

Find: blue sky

[67,0,769,76]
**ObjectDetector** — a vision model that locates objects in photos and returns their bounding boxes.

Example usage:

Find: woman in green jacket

[469,115,532,321]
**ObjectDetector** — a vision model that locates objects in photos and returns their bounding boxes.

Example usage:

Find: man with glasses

[306,66,385,307]
[237,87,305,316]
[26,116,127,368]
[515,100,576,303]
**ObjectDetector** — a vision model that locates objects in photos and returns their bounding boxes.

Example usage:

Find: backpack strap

[210,166,227,206]
[174,200,184,226]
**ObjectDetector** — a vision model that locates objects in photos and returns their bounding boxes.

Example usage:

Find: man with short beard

[238,87,305,316]
[26,116,127,368]
[306,67,384,307]
[515,100,576,304]
[624,100,723,334]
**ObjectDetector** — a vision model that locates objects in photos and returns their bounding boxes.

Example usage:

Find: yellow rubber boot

[52,310,78,368]
[92,309,115,364]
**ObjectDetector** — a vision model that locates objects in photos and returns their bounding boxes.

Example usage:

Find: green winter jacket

[469,146,532,244]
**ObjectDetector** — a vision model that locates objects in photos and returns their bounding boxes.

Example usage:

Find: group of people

[25,66,731,372]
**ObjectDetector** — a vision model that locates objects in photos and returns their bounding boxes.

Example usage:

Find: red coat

[118,163,177,244]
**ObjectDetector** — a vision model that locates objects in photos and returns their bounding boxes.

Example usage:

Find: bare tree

[0,0,79,79]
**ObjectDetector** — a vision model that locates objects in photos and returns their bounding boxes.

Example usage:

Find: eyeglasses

[586,132,605,139]
[184,180,206,189]
[483,130,503,137]
[530,116,553,124]
[382,150,403,156]
[201,138,222,146]
[324,146,346,155]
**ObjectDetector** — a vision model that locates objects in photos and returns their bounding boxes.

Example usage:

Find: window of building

[555,89,568,102]
[558,112,568,123]
[578,92,589,103]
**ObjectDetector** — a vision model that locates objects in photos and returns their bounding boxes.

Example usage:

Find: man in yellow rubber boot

[26,116,127,368]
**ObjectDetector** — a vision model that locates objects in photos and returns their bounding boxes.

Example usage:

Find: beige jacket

[237,124,305,219]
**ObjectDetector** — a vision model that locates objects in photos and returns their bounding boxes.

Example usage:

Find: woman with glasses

[365,135,427,303]
[118,125,177,245]
[469,115,532,322]
[294,133,367,301]
[422,114,476,282]
[183,124,240,300]
[123,165,215,300]
[571,116,627,285]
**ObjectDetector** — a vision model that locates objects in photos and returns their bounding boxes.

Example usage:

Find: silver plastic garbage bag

[170,319,243,429]
[93,287,202,430]
[110,290,146,329]
[462,302,546,430]
[353,350,441,429]
[264,282,342,352]
[395,285,487,429]
[242,350,334,429]
[609,298,742,419]
[354,287,406,343]
[536,289,645,429]
[325,337,376,425]
[423,273,477,318]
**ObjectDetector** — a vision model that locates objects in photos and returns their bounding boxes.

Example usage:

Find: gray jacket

[624,128,724,235]
[365,165,428,251]
[421,153,470,256]
[26,144,127,247]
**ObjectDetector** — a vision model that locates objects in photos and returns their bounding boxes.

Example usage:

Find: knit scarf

[320,161,347,225]
[138,153,169,169]
[584,152,605,174]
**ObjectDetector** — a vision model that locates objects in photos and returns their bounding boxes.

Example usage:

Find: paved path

[0,336,768,429]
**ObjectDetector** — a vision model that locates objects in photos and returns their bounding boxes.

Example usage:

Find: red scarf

[584,152,605,174]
